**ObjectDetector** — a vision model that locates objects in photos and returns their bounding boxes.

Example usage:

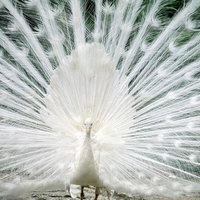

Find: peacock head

[84,118,93,134]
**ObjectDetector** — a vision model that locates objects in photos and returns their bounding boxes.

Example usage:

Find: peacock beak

[85,126,91,134]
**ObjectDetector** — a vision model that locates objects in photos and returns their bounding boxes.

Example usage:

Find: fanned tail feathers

[0,0,200,198]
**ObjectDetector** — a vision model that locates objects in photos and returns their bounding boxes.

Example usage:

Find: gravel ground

[2,187,200,200]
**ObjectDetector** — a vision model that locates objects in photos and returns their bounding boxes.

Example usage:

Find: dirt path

[2,187,200,200]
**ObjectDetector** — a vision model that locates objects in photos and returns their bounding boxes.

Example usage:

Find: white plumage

[0,0,200,199]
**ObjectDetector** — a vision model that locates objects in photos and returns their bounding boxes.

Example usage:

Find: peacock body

[0,0,200,199]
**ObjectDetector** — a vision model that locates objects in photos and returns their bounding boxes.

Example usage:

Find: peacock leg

[107,189,114,200]
[81,186,85,200]
[94,187,100,200]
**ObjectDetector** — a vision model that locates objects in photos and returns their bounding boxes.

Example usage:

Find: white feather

[0,0,200,199]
